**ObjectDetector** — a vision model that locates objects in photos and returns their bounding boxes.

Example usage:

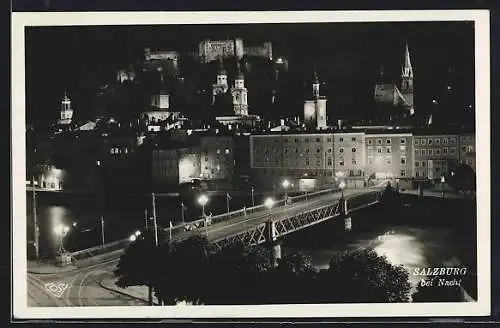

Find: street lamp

[197,194,209,218]
[339,181,346,199]
[53,224,70,254]
[441,176,446,198]
[264,197,275,213]
[282,179,290,205]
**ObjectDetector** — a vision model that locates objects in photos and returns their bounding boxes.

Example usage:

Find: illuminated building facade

[151,134,235,188]
[142,48,180,77]
[365,132,414,180]
[198,38,272,63]
[333,132,366,188]
[250,133,337,189]
[459,133,476,172]
[36,165,67,190]
[152,148,201,185]
[199,135,235,181]
[413,133,460,180]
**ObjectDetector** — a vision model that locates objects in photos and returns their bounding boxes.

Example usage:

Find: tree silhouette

[447,162,476,193]
[316,248,411,303]
[203,243,273,305]
[267,251,319,304]
[113,234,159,305]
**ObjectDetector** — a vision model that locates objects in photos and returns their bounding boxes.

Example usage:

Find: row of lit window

[338,159,358,166]
[461,145,475,153]
[284,137,328,143]
[204,165,221,171]
[415,148,456,156]
[210,148,231,154]
[258,170,334,177]
[414,137,457,145]
[368,146,406,154]
[110,147,129,154]
[367,138,407,146]
[339,147,357,153]
[367,157,407,165]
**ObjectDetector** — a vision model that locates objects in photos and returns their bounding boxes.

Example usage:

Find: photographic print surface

[12,10,490,319]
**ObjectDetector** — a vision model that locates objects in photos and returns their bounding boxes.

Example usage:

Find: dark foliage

[115,236,412,305]
[446,162,476,192]
[316,248,411,303]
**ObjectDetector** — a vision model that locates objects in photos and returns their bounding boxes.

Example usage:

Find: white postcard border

[12,10,491,319]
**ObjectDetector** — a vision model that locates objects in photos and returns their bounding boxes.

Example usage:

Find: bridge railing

[346,189,384,212]
[68,238,129,261]
[163,187,337,234]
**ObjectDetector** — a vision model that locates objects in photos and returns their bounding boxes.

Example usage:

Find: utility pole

[149,192,159,306]
[152,193,158,247]
[32,176,40,261]
[180,203,185,224]
[100,216,105,247]
[144,209,148,229]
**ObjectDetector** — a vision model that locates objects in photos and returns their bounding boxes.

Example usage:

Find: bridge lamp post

[53,224,70,255]
[282,179,290,206]
[198,194,209,218]
[251,186,255,207]
[264,197,275,214]
[339,181,346,199]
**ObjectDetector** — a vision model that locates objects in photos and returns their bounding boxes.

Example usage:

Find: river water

[26,190,477,295]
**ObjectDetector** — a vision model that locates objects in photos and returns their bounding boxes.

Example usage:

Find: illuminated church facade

[374,42,415,116]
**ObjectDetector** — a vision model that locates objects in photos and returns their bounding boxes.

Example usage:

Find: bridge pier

[265,220,281,267]
[340,196,352,232]
[270,242,282,267]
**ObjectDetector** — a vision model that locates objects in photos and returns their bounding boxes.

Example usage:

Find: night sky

[25,21,475,125]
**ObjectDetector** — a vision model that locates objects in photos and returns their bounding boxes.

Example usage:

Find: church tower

[151,74,170,110]
[231,62,248,116]
[212,57,229,104]
[304,69,327,130]
[58,92,74,125]
[401,42,415,115]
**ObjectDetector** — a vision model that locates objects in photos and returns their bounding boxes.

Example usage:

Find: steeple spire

[402,41,413,78]
[313,66,319,84]
[312,67,320,98]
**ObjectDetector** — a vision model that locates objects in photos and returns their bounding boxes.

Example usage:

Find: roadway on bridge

[167,187,381,244]
[27,186,384,307]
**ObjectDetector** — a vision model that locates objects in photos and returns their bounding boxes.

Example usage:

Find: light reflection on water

[289,226,463,289]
